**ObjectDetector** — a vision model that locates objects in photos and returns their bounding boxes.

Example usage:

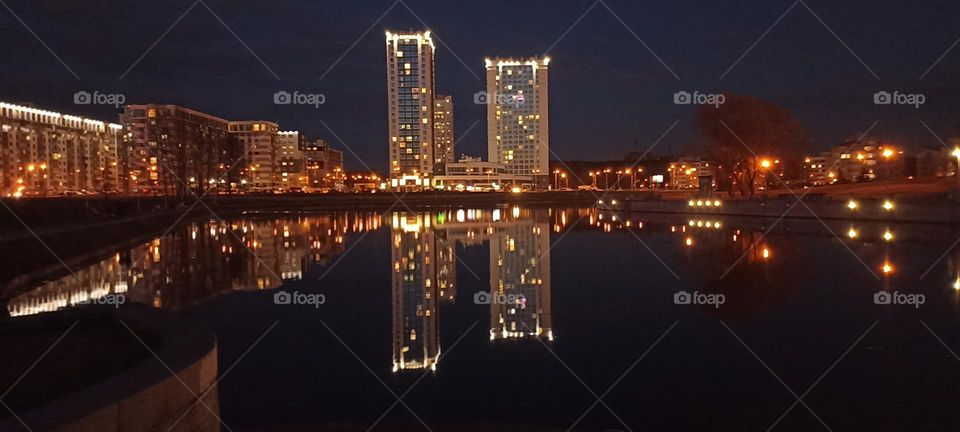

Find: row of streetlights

[587,168,646,190]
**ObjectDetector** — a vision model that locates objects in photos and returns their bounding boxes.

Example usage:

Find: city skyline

[4,1,960,172]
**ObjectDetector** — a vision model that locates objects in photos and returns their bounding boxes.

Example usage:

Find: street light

[603,168,611,189]
[589,171,597,188]
[615,170,623,190]
[553,169,561,190]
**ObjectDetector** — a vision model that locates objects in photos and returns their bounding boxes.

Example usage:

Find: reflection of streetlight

[882,262,894,274]
[883,229,894,242]
[953,149,960,197]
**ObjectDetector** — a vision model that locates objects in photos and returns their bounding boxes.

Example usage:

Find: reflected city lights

[883,230,894,242]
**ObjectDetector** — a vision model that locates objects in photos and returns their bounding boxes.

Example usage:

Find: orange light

[882,263,894,274]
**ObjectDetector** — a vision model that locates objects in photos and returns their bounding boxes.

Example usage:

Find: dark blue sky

[3,0,960,171]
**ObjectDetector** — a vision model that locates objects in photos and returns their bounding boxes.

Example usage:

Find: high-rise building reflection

[488,209,552,341]
[388,207,554,373]
[390,213,440,372]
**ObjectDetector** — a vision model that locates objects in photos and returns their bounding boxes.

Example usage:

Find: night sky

[3,0,960,171]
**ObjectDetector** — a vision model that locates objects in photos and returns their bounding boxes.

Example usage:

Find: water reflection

[8,206,960,338]
[389,207,553,373]
[6,213,383,317]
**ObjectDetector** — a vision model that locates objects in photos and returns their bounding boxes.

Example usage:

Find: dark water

[8,207,960,431]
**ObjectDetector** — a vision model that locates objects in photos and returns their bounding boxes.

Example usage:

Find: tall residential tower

[386,30,436,190]
[485,57,550,189]
[433,94,454,174]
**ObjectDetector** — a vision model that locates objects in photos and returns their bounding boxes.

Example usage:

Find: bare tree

[695,93,808,198]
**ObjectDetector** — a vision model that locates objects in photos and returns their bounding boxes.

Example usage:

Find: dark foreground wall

[0,305,218,432]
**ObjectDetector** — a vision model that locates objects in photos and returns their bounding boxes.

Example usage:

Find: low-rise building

[433,156,532,191]
[801,155,830,185]
[667,158,714,190]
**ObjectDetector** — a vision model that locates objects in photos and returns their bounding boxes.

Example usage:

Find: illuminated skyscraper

[485,57,550,189]
[433,94,454,174]
[386,30,436,190]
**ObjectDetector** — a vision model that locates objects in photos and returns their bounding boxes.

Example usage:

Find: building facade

[229,121,279,192]
[1,102,121,197]
[667,158,714,190]
[302,138,344,191]
[433,94,454,174]
[485,57,550,189]
[386,30,436,190]
[433,156,533,191]
[802,138,905,184]
[276,131,307,191]
[121,104,234,196]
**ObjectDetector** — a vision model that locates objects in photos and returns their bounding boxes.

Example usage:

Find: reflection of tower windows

[436,230,457,303]
[391,213,439,372]
[488,210,552,341]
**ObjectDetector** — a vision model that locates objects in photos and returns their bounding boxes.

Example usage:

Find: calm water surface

[7,207,960,431]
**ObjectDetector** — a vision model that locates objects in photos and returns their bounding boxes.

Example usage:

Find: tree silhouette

[695,93,808,197]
